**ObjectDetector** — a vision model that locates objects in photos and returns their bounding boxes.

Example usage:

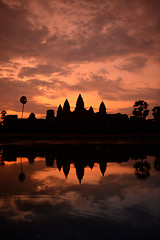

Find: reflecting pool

[0,141,160,240]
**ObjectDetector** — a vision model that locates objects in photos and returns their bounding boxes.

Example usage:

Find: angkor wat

[1,94,160,134]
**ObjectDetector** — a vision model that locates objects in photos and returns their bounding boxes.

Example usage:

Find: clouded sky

[0,0,160,118]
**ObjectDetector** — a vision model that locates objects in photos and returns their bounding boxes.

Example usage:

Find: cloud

[74,74,123,93]
[0,0,50,63]
[1,73,159,116]
[0,0,160,115]
[69,73,160,107]
[18,65,74,78]
[117,56,148,72]
[18,65,62,78]
[1,0,160,64]
[0,157,160,229]
[0,77,58,114]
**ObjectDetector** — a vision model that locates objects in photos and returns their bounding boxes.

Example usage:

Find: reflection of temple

[0,144,160,183]
[63,160,70,178]
[75,161,85,183]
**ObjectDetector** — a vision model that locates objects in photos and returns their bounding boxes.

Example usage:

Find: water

[0,141,160,240]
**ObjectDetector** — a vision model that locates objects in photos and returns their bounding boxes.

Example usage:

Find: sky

[0,0,160,118]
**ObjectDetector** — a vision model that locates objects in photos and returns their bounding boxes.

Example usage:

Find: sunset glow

[0,0,160,118]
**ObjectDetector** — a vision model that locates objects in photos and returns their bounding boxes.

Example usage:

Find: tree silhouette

[133,100,149,119]
[152,106,160,121]
[20,96,27,119]
[28,112,36,120]
[1,110,6,121]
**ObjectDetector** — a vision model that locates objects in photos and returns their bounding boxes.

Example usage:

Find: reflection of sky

[0,155,160,239]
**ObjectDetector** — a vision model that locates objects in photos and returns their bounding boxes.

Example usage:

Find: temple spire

[57,104,63,118]
[75,94,85,112]
[63,99,70,113]
[99,101,106,115]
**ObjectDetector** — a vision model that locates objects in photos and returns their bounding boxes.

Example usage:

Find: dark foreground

[0,139,160,240]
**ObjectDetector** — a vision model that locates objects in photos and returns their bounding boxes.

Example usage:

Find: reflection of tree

[154,158,160,171]
[0,160,5,166]
[2,144,160,182]
[152,106,160,121]
[134,160,150,180]
[0,148,5,166]
[18,157,25,182]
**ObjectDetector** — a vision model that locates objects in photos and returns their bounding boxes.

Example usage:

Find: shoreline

[0,132,160,145]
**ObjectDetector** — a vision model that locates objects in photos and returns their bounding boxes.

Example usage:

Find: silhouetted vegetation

[133,100,149,119]
[1,94,160,134]
[152,106,160,121]
[134,160,150,180]
[28,112,36,120]
[20,96,27,119]
[1,110,6,121]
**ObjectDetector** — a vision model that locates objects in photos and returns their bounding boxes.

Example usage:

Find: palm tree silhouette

[20,96,27,118]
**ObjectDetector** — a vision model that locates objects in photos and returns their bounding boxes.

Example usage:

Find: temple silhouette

[1,94,160,134]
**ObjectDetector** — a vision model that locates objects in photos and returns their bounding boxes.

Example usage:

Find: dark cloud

[0,0,49,63]
[117,56,148,72]
[69,73,160,108]
[0,0,160,115]
[66,74,123,96]
[18,65,62,78]
[1,0,160,64]
[61,0,160,62]
[18,65,74,78]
